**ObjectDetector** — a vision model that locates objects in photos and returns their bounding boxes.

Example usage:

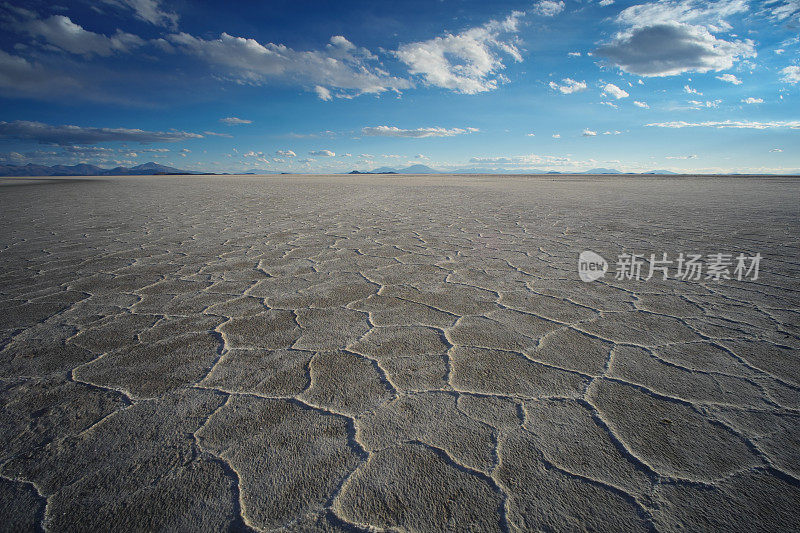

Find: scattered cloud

[395,12,523,94]
[568,51,581,57]
[276,149,296,157]
[633,100,649,108]
[741,97,763,104]
[100,0,179,29]
[549,78,587,94]
[582,128,597,136]
[203,131,233,137]
[220,117,252,125]
[526,133,536,137]
[361,126,479,138]
[0,120,203,145]
[781,65,800,84]
[602,82,629,99]
[309,149,335,156]
[552,133,561,138]
[665,154,698,159]
[684,85,702,94]
[716,73,742,84]
[532,1,566,17]
[646,120,800,129]
[770,148,783,152]
[169,32,411,98]
[314,85,332,101]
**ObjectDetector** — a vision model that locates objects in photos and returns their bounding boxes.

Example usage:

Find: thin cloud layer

[220,117,252,125]
[646,120,800,129]
[395,12,523,94]
[0,120,203,145]
[361,126,479,138]
[100,0,179,29]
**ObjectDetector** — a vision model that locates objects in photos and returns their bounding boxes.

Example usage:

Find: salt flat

[0,174,798,532]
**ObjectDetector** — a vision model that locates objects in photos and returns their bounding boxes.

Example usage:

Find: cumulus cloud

[552,133,561,138]
[717,73,742,84]
[276,149,296,157]
[309,149,335,156]
[549,78,587,94]
[169,32,410,98]
[684,85,701,94]
[361,126,479,138]
[15,13,144,57]
[597,23,754,76]
[395,12,523,94]
[633,100,649,108]
[532,1,566,17]
[781,65,800,84]
[220,117,252,125]
[101,0,178,28]
[741,97,763,104]
[770,148,783,152]
[582,129,598,136]
[0,120,203,145]
[602,83,629,99]
[646,120,800,129]
[597,2,754,77]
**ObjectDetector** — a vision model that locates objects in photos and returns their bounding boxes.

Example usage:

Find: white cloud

[361,126,479,138]
[781,65,800,84]
[602,83,629,99]
[600,101,618,108]
[741,97,763,104]
[716,73,742,84]
[314,85,332,101]
[770,148,783,152]
[395,12,523,94]
[684,85,702,94]
[469,154,571,165]
[687,99,721,108]
[552,133,561,138]
[309,149,335,156]
[549,78,587,94]
[599,0,615,5]
[762,0,800,23]
[170,32,411,98]
[17,13,144,57]
[568,51,581,57]
[646,120,800,129]
[665,154,698,159]
[532,1,566,17]
[597,0,755,77]
[582,129,598,136]
[220,117,252,125]
[633,100,649,108]
[100,0,178,29]
[0,120,203,145]
[276,149,296,157]
[526,133,536,137]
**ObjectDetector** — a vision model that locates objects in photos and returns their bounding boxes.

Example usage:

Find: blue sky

[0,0,798,173]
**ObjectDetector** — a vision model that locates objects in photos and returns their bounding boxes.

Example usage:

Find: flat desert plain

[0,174,798,532]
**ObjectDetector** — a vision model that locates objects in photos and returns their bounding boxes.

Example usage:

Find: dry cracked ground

[0,174,798,532]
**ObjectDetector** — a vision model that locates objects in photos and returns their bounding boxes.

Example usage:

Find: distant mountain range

[0,162,207,177]
[351,164,676,175]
